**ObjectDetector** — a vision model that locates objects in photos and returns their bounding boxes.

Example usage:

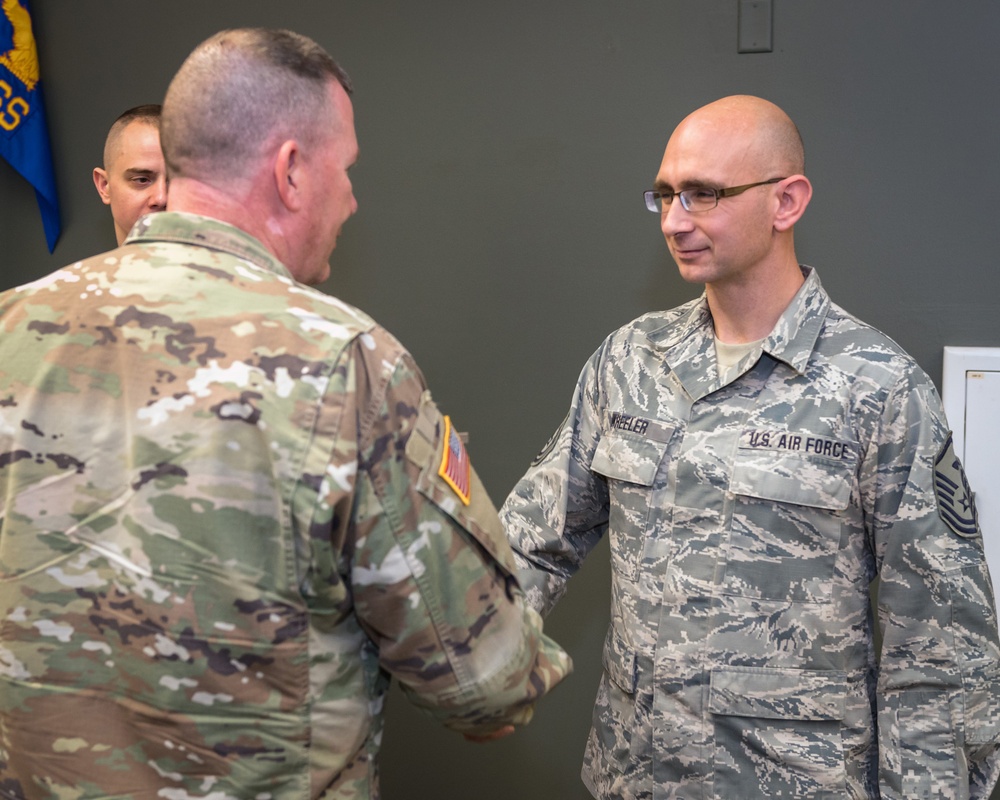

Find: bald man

[92,104,166,244]
[502,95,1000,799]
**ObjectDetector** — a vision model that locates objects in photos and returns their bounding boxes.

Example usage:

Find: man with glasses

[502,95,1000,798]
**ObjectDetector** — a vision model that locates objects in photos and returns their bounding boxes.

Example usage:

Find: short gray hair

[161,28,352,181]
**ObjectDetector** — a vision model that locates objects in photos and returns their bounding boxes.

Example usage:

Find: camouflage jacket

[502,267,1000,799]
[0,212,570,800]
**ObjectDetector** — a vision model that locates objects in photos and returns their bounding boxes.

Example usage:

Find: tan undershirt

[715,336,764,384]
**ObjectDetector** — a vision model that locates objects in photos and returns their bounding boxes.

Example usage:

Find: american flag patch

[438,415,471,505]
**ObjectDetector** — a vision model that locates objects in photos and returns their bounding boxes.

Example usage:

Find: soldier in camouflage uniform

[501,95,1000,799]
[0,28,570,799]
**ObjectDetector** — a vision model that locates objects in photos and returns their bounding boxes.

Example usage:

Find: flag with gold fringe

[0,0,60,252]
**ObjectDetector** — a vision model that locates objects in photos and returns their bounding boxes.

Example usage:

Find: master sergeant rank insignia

[934,433,980,538]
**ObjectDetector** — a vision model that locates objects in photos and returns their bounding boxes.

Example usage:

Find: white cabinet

[943,347,1000,587]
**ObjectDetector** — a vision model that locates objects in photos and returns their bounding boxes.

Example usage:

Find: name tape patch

[608,412,673,443]
[740,429,856,462]
[610,411,650,436]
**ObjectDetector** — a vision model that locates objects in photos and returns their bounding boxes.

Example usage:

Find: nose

[150,176,167,211]
[660,197,694,239]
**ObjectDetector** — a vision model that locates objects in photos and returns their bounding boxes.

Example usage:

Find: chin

[675,263,714,285]
[302,268,329,287]
[313,260,333,286]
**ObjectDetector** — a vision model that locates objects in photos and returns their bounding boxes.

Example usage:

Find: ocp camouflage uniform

[501,267,1000,799]
[0,211,570,800]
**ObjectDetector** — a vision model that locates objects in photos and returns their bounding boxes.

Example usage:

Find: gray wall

[2,2,998,797]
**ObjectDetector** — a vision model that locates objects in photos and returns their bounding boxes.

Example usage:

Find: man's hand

[463,725,515,743]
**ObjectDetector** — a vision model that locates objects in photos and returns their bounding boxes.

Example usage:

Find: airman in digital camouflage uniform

[501,95,1000,799]
[0,28,570,799]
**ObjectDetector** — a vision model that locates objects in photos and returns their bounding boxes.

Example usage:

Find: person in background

[92,103,166,244]
[0,28,569,799]
[502,94,1000,799]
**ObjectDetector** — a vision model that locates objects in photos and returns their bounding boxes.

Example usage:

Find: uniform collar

[645,266,830,399]
[125,212,294,280]
[759,266,830,375]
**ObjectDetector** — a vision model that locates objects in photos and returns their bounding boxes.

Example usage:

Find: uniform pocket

[726,438,857,603]
[946,562,1000,753]
[730,453,853,511]
[709,666,847,799]
[590,625,639,773]
[406,391,517,578]
[590,431,668,581]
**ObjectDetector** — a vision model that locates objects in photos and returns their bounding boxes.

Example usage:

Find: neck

[167,177,292,265]
[706,258,805,344]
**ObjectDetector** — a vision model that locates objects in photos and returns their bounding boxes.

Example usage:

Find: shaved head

[671,95,805,179]
[102,104,161,169]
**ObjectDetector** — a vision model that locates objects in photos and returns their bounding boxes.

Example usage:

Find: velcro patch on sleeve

[438,415,471,505]
[934,434,980,538]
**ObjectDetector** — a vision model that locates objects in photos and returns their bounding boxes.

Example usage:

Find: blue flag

[0,0,60,252]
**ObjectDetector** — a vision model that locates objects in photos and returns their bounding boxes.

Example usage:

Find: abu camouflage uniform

[501,267,1000,799]
[0,211,570,800]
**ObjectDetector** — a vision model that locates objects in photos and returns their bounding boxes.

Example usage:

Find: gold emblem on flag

[1,0,40,91]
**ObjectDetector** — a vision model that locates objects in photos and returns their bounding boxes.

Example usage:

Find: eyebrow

[653,177,718,192]
[123,168,159,177]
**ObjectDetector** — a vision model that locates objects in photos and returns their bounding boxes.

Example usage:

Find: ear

[273,140,304,212]
[93,167,111,205]
[773,175,812,232]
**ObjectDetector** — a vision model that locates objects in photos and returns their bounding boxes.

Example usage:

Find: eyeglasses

[643,177,786,213]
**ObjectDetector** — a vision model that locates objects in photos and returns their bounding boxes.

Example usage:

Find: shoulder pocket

[406,391,517,577]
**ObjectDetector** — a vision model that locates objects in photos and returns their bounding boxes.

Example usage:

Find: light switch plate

[738,0,773,54]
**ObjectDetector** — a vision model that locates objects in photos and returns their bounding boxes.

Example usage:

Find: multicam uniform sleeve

[866,363,1000,799]
[500,349,610,616]
[347,328,570,734]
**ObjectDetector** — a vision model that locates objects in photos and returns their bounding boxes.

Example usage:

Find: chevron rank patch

[438,415,471,505]
[934,434,980,538]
